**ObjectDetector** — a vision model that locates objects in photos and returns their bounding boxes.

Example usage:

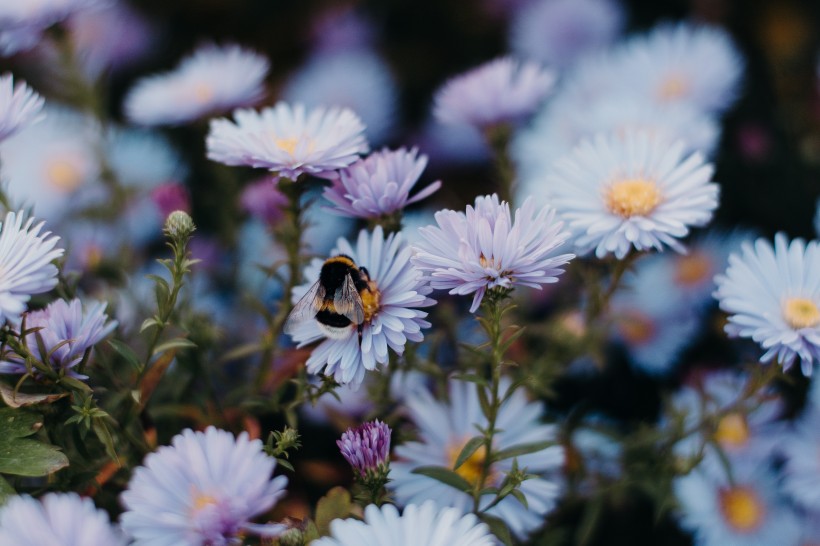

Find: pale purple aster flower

[0,298,117,378]
[323,147,441,220]
[545,131,719,259]
[0,493,126,546]
[287,226,434,387]
[389,379,564,539]
[240,177,287,225]
[412,194,574,313]
[120,426,289,545]
[124,43,269,126]
[509,0,625,70]
[433,56,556,129]
[337,420,391,478]
[312,501,497,546]
[206,102,369,180]
[0,211,63,323]
[0,0,99,55]
[714,233,820,376]
[0,74,43,141]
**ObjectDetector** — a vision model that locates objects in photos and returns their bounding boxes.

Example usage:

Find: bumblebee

[284,255,379,339]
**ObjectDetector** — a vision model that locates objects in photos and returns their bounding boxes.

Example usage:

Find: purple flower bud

[337,420,391,477]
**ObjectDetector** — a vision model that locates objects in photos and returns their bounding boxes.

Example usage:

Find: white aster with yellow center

[545,130,719,259]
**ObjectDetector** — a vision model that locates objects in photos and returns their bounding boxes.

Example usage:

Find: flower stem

[484,124,516,206]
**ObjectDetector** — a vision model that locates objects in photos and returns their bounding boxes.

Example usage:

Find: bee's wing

[334,273,365,325]
[283,280,325,335]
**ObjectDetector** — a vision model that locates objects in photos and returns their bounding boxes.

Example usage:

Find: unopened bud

[277,528,304,546]
[164,210,195,240]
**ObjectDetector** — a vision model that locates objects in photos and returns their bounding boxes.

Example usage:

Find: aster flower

[714,233,820,375]
[0,298,117,379]
[0,493,126,546]
[0,0,99,55]
[781,406,820,511]
[286,226,434,387]
[239,177,288,225]
[545,131,719,259]
[282,49,398,144]
[0,74,44,141]
[0,211,63,324]
[412,194,574,313]
[509,0,625,70]
[312,501,496,546]
[389,379,564,539]
[337,420,391,479]
[322,147,441,220]
[674,458,802,546]
[120,426,289,545]
[433,56,555,129]
[206,102,368,180]
[124,43,269,126]
[105,126,187,190]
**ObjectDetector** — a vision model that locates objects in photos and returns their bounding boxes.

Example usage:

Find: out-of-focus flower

[120,427,289,544]
[410,117,489,167]
[509,0,625,70]
[151,183,190,218]
[389,379,564,539]
[715,233,820,376]
[308,5,375,53]
[781,406,820,511]
[546,131,719,259]
[0,106,102,223]
[323,147,441,220]
[287,226,434,387]
[433,57,555,129]
[0,0,99,55]
[0,74,44,141]
[412,194,574,312]
[66,0,157,78]
[618,22,744,115]
[105,126,186,191]
[0,493,126,546]
[0,298,117,378]
[674,458,802,546]
[0,211,63,324]
[610,306,699,375]
[337,420,391,478]
[240,177,288,225]
[312,501,497,546]
[206,102,368,180]
[282,49,397,144]
[124,43,269,126]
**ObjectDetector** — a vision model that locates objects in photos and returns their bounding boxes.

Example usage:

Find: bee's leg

[359,266,371,281]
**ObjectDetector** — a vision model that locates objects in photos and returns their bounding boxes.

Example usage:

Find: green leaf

[493,440,555,462]
[479,513,514,546]
[0,475,15,505]
[57,375,92,393]
[412,465,472,493]
[0,408,68,477]
[275,457,294,472]
[92,418,120,465]
[107,339,141,371]
[453,436,485,471]
[140,317,160,333]
[314,486,353,537]
[152,338,196,356]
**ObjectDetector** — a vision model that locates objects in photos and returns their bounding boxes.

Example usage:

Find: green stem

[484,124,515,206]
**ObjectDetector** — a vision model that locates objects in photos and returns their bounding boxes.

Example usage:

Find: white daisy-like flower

[411,194,574,313]
[0,74,44,141]
[545,131,719,259]
[674,457,802,546]
[287,226,434,387]
[780,406,820,511]
[0,211,64,323]
[124,43,269,126]
[433,56,556,129]
[389,379,564,539]
[312,501,497,546]
[714,233,820,375]
[206,101,369,180]
[0,493,125,546]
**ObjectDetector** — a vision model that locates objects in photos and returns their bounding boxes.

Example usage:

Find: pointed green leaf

[479,513,514,546]
[107,339,141,371]
[314,487,353,537]
[493,440,555,462]
[152,338,196,356]
[412,465,472,493]
[453,436,485,471]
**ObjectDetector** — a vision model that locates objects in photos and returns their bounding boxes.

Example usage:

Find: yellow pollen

[275,137,299,156]
[605,178,662,218]
[360,280,381,323]
[448,440,491,488]
[714,412,750,448]
[191,493,218,512]
[674,252,712,286]
[191,82,214,103]
[658,74,689,101]
[618,312,655,345]
[479,253,499,270]
[719,486,765,533]
[783,298,820,329]
[45,159,83,192]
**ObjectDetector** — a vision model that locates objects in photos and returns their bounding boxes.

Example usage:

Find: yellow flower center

[275,137,299,156]
[618,311,655,345]
[714,412,750,448]
[674,252,712,286]
[360,280,381,323]
[192,82,214,104]
[783,297,820,329]
[448,440,491,488]
[605,178,662,218]
[719,486,765,533]
[190,492,219,513]
[45,159,83,192]
[85,245,104,270]
[658,74,690,101]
